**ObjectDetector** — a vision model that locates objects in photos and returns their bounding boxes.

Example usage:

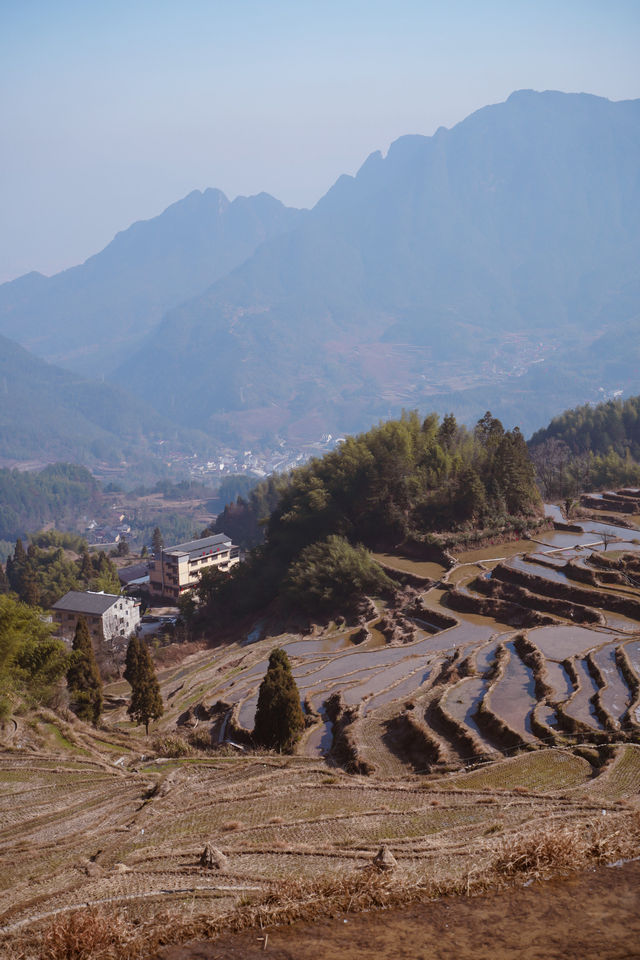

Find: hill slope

[0,190,303,374]
[0,332,203,468]
[113,90,640,442]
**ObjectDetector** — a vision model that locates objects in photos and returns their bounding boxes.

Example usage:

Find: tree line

[0,463,99,544]
[529,395,640,497]
[3,534,120,608]
[189,410,541,624]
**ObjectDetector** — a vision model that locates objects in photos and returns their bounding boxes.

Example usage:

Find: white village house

[52,591,141,645]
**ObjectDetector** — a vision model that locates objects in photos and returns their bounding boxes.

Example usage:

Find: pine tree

[66,617,102,725]
[152,527,164,557]
[253,648,305,753]
[0,564,8,594]
[80,551,94,583]
[126,638,163,735]
[19,560,41,606]
[123,635,141,687]
[7,539,26,593]
[13,538,27,566]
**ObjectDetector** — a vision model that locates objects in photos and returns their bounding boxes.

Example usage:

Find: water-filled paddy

[529,624,610,659]
[580,519,639,541]
[507,556,571,584]
[361,666,431,715]
[474,639,502,674]
[488,641,537,740]
[456,540,540,563]
[302,719,333,757]
[372,553,446,581]
[340,658,429,707]
[564,659,603,730]
[536,530,602,550]
[544,660,574,701]
[442,676,495,752]
[592,643,631,723]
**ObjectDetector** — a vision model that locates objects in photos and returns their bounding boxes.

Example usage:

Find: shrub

[284,535,393,614]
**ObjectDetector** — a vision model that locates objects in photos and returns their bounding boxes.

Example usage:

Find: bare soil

[159,859,640,960]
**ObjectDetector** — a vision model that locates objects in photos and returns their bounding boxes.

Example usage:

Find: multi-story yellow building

[148,533,240,601]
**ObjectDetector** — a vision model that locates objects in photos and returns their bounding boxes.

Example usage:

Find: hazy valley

[2,83,640,960]
[1,90,639,470]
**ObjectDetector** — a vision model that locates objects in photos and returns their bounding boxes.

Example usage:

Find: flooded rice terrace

[151,501,640,769]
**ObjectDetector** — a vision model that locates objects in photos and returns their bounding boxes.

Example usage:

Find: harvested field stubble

[6,810,640,960]
[5,535,640,957]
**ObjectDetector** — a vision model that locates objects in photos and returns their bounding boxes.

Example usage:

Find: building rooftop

[52,591,121,616]
[163,533,233,558]
[118,562,149,585]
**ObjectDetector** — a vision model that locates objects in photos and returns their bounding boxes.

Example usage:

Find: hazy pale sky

[1,0,639,283]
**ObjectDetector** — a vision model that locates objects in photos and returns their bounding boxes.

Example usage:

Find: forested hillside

[530,396,640,458]
[199,410,541,622]
[529,395,640,496]
[4,533,120,609]
[0,332,210,470]
[0,464,99,544]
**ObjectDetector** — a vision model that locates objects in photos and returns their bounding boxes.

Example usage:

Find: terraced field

[2,497,640,955]
[2,740,639,948]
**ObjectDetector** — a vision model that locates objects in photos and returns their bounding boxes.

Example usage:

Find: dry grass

[488,813,640,882]
[6,812,640,960]
[38,908,137,960]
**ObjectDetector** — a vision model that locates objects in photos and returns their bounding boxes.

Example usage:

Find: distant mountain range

[0,332,208,471]
[1,89,638,457]
[0,190,302,375]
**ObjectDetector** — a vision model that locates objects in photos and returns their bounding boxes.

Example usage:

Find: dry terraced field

[2,499,640,956]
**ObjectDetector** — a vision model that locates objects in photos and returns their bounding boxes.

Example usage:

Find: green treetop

[66,616,102,726]
[125,636,163,735]
[152,527,164,557]
[253,648,305,753]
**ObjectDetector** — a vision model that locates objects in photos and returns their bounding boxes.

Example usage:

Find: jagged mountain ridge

[0,190,303,375]
[112,90,640,442]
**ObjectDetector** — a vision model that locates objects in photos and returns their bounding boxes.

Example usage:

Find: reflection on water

[362,667,431,715]
[544,660,574,700]
[303,719,333,757]
[475,639,502,674]
[443,676,495,751]
[530,624,610,658]
[237,693,258,729]
[564,659,603,730]
[489,641,537,740]
[593,643,630,723]
[507,556,571,584]
[536,530,601,550]
[581,519,638,540]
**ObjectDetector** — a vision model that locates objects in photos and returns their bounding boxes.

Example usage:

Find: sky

[1,0,639,283]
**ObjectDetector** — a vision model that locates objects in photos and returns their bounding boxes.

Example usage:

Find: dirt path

[158,860,640,960]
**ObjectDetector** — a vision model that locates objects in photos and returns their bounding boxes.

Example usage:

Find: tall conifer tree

[126,638,163,735]
[253,648,304,753]
[66,617,102,725]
